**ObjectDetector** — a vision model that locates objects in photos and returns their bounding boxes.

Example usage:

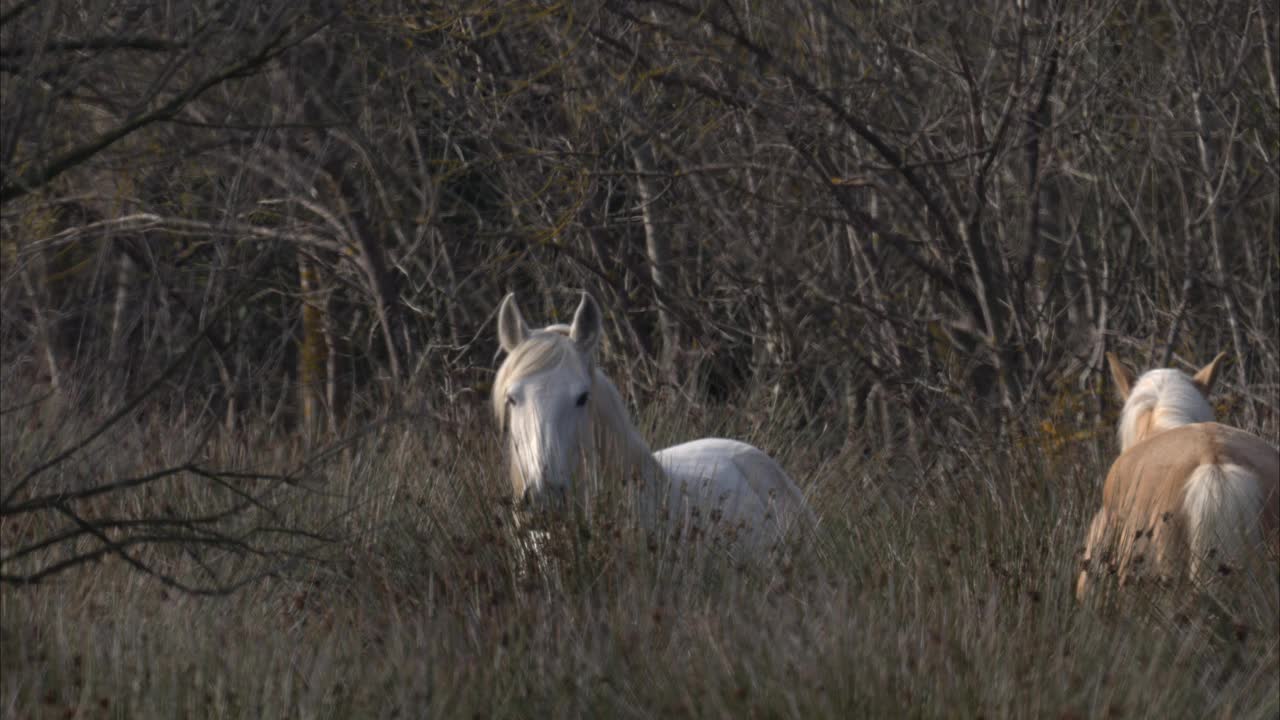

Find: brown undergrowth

[1,393,1276,719]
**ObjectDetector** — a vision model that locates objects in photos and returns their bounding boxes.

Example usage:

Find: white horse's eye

[575,392,589,407]
[507,394,518,407]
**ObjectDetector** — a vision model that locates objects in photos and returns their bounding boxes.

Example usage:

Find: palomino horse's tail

[1183,463,1264,584]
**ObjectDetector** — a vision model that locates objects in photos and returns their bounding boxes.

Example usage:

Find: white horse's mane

[492,326,580,427]
[1118,368,1215,451]
[493,327,660,487]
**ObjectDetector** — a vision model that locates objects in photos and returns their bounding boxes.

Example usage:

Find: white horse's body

[655,438,811,546]
[493,292,813,554]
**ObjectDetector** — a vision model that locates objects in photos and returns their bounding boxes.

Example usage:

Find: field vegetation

[2,1,1278,717]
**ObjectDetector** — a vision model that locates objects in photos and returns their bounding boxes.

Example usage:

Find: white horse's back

[655,438,813,550]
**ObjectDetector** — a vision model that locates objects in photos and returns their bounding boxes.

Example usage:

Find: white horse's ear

[497,292,529,353]
[1191,351,1228,396]
[569,292,602,354]
[1107,352,1134,400]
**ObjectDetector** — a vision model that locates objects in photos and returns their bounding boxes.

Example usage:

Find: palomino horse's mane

[492,327,661,492]
[1117,368,1214,452]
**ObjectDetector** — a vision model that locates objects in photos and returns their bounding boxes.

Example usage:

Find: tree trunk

[631,140,678,389]
[297,252,329,436]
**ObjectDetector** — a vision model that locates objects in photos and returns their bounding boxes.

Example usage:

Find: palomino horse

[492,291,814,554]
[1076,352,1279,600]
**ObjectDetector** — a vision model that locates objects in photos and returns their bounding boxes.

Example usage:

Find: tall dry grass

[1,390,1277,720]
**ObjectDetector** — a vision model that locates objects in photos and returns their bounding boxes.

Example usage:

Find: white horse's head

[493,292,603,508]
[1107,351,1225,451]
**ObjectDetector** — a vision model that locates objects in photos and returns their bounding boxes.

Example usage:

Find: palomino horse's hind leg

[1078,508,1111,601]
[1147,510,1187,587]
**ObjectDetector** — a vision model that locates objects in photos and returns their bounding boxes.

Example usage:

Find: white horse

[1076,352,1279,600]
[492,291,814,555]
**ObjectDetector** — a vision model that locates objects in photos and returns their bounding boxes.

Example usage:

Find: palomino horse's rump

[1079,421,1279,597]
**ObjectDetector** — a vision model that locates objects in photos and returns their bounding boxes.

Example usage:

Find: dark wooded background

[4,0,1277,449]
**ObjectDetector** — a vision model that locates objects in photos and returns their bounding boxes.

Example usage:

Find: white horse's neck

[1119,369,1215,451]
[587,369,665,484]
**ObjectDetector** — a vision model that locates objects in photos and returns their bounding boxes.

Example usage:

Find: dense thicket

[4,0,1277,444]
